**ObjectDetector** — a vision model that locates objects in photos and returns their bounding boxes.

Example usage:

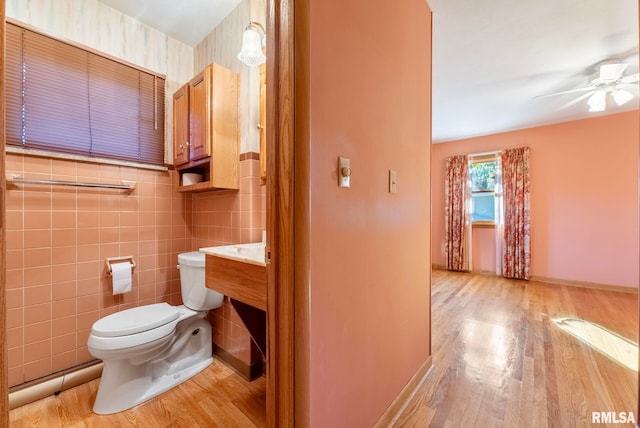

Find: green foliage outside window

[470,161,496,191]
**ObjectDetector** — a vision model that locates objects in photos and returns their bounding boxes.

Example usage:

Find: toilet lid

[91,303,180,337]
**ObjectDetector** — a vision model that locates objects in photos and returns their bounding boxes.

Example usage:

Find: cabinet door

[189,67,212,162]
[172,84,189,166]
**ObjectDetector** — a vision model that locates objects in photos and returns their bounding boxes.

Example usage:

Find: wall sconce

[238,22,266,67]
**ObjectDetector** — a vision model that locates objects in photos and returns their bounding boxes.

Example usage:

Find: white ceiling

[98,0,639,143]
[98,0,241,46]
[429,0,639,142]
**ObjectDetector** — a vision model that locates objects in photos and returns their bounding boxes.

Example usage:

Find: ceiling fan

[542,62,639,112]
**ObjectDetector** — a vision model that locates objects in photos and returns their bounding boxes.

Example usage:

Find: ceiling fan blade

[536,86,594,98]
[557,91,595,110]
[600,63,628,81]
[619,73,639,84]
[612,88,634,106]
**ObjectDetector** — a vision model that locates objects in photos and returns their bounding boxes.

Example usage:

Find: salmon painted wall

[432,111,639,288]
[308,0,432,426]
[472,227,496,273]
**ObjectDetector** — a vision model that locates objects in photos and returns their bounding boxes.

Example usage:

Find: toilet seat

[92,303,179,337]
[88,303,180,351]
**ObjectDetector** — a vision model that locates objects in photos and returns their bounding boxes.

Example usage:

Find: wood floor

[9,359,266,427]
[394,270,638,427]
[8,270,638,427]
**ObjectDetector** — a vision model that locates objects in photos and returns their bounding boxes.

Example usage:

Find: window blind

[6,22,166,166]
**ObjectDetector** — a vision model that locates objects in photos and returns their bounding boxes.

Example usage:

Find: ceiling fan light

[612,89,634,106]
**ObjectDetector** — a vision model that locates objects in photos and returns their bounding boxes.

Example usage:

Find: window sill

[6,146,168,172]
[472,222,495,229]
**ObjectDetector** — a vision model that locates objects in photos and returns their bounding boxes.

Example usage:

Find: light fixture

[542,62,638,112]
[238,22,266,67]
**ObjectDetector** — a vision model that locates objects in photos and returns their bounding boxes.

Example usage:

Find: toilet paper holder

[105,256,136,276]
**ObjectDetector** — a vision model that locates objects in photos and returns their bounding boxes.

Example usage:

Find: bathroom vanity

[201,243,267,356]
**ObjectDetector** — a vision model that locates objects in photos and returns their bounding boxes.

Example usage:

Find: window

[6,22,166,166]
[470,157,497,224]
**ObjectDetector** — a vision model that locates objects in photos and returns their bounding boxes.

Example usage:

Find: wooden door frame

[266,0,311,426]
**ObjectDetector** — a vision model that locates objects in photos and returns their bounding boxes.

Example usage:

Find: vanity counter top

[200,242,266,267]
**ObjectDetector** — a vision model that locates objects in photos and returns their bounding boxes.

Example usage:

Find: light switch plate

[389,170,397,193]
[338,157,351,188]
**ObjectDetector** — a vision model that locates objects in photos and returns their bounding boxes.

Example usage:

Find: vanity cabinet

[173,63,240,192]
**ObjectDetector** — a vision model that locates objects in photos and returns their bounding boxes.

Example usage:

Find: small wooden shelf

[175,181,216,193]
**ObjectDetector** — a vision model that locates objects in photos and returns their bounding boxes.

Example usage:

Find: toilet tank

[178,252,224,311]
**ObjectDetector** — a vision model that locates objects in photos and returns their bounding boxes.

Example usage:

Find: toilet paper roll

[111,261,132,295]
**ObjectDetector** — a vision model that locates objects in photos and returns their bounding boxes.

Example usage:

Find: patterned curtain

[500,147,531,279]
[444,155,468,271]
[494,155,504,276]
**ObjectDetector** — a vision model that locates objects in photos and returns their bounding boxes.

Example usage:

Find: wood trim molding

[431,265,639,294]
[374,356,433,427]
[1,0,9,424]
[267,0,296,426]
[530,275,639,295]
[293,0,310,425]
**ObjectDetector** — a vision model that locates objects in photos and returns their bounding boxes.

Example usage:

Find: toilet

[87,251,224,414]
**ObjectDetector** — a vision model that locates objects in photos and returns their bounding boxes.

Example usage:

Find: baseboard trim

[432,265,638,294]
[8,361,103,410]
[374,355,433,428]
[530,275,638,295]
[212,344,263,381]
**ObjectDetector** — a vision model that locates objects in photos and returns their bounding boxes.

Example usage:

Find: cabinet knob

[256,124,264,130]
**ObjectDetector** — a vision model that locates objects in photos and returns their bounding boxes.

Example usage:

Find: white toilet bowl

[87,251,223,414]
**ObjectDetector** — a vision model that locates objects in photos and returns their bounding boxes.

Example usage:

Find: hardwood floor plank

[9,359,265,427]
[393,270,638,427]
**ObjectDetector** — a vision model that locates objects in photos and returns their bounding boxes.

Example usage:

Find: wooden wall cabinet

[173,63,240,192]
